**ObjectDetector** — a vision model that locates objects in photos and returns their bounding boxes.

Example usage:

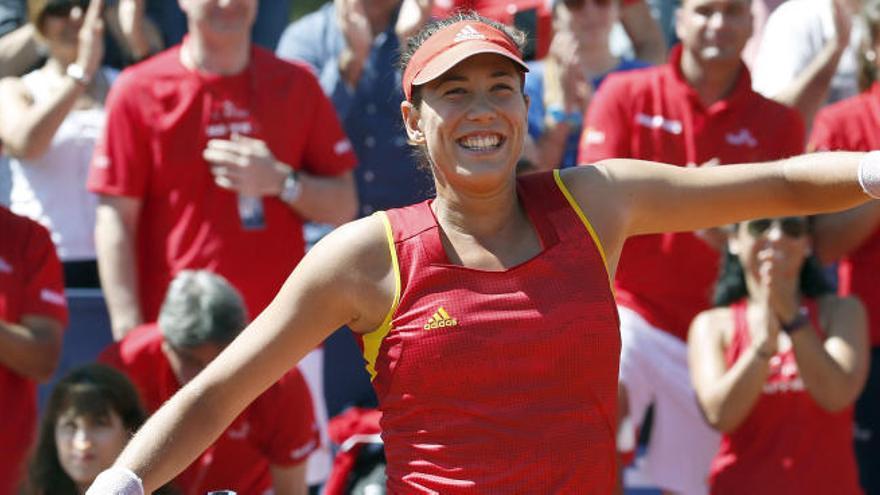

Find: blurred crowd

[1,0,879,494]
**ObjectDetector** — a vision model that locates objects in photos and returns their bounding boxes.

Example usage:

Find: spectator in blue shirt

[524,0,649,170]
[276,0,434,219]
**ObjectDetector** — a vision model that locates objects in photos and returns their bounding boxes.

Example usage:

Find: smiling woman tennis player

[89,12,880,494]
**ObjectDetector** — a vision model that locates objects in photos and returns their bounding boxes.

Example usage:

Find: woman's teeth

[459,135,502,151]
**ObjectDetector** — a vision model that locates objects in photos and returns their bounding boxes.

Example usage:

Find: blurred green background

[291,0,331,21]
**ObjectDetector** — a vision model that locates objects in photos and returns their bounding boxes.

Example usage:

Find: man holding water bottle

[88,0,358,341]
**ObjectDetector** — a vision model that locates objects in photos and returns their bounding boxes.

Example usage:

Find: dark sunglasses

[745,217,809,239]
[563,0,613,9]
[43,0,90,18]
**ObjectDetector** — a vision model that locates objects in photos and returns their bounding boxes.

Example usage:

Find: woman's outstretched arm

[89,215,396,493]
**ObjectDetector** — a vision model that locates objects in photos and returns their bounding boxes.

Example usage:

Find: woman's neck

[433,178,522,238]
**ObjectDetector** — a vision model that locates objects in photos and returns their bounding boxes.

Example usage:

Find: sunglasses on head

[563,0,613,9]
[745,217,809,239]
[43,0,89,18]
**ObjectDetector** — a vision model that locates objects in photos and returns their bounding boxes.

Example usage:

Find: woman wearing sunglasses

[688,216,868,494]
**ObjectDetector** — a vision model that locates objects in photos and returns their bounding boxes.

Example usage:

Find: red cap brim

[411,40,530,88]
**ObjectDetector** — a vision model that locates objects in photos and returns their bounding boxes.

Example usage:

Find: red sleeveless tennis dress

[362,170,620,493]
[709,299,862,495]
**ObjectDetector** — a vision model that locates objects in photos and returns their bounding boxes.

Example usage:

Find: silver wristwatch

[66,63,91,86]
[279,170,302,204]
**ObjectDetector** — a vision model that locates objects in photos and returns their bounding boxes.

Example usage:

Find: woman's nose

[72,428,93,449]
[466,94,496,121]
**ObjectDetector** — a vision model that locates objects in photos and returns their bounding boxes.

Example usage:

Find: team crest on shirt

[725,128,758,148]
[424,307,458,330]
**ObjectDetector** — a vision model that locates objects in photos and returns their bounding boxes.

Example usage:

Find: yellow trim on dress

[552,169,611,281]
[362,211,402,381]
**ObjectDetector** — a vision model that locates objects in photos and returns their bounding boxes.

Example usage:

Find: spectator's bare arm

[105,0,163,62]
[0,0,104,159]
[619,0,666,65]
[0,75,86,159]
[0,23,41,78]
[789,296,870,412]
[688,308,774,432]
[95,195,144,340]
[0,315,63,381]
[812,202,880,263]
[270,463,308,495]
[761,0,851,124]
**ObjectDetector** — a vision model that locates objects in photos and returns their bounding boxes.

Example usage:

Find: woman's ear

[401,100,425,144]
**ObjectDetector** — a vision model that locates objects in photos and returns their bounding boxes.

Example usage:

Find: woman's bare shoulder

[302,214,399,333]
[690,306,737,347]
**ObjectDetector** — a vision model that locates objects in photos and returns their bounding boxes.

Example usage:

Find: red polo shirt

[809,83,880,347]
[87,44,357,322]
[99,324,319,494]
[579,45,805,340]
[0,206,68,494]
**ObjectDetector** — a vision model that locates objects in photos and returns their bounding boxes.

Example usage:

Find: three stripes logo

[453,25,486,43]
[424,307,458,330]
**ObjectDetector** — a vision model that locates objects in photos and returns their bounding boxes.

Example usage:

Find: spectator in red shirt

[87,0,358,340]
[578,0,805,491]
[809,5,880,491]
[688,216,866,494]
[0,205,67,494]
[100,270,318,495]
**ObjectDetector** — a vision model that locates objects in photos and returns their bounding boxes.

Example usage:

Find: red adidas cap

[402,20,529,101]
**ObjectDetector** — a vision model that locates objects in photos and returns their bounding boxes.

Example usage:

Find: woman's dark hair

[21,364,146,495]
[713,223,833,307]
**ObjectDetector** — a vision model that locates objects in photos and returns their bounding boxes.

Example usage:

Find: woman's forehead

[430,54,523,84]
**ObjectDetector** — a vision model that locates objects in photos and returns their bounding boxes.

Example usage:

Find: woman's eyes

[443,84,515,97]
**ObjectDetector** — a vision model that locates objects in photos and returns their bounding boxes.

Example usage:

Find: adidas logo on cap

[453,25,486,43]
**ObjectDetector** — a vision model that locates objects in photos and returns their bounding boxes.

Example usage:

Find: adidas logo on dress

[424,307,458,329]
[454,25,486,43]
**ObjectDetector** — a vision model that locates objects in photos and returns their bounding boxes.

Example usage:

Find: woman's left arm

[565,152,875,276]
[791,297,870,412]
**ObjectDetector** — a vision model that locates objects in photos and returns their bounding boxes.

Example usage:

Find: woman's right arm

[688,307,774,433]
[90,215,395,493]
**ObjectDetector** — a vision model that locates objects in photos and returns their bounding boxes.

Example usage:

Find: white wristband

[858,151,880,199]
[86,467,144,495]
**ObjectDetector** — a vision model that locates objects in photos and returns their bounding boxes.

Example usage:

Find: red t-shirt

[809,83,880,347]
[709,300,862,495]
[99,324,319,494]
[578,45,805,340]
[0,206,68,494]
[367,172,620,493]
[87,43,357,321]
